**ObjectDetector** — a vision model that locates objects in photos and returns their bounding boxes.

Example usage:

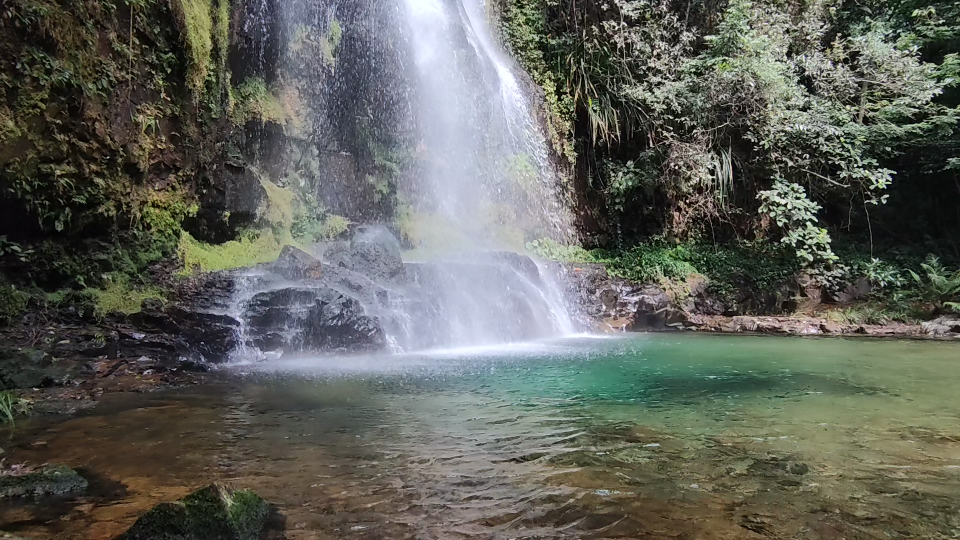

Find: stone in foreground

[117,483,269,540]
[0,464,87,498]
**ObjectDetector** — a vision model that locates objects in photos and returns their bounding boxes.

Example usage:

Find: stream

[3,333,960,539]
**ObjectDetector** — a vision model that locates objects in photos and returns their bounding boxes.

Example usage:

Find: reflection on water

[3,334,960,539]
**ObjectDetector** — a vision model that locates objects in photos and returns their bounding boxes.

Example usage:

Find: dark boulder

[242,287,386,353]
[264,245,323,281]
[325,225,404,282]
[0,349,81,390]
[489,251,543,284]
[125,306,240,363]
[0,464,87,498]
[117,483,270,540]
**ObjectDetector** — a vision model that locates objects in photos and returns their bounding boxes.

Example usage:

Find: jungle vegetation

[500,0,960,317]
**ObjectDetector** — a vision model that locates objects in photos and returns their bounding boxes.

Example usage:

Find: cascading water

[390,0,578,344]
[224,0,582,361]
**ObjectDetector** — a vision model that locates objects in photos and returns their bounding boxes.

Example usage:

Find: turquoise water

[3,333,960,539]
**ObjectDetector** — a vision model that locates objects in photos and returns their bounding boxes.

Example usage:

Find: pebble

[643,443,661,448]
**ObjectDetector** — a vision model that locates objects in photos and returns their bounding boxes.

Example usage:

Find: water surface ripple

[3,334,960,539]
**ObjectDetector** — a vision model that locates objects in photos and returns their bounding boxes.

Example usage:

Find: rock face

[269,245,323,280]
[559,262,946,339]
[559,263,687,331]
[0,464,87,498]
[922,316,960,337]
[325,224,404,281]
[117,483,270,540]
[241,287,386,353]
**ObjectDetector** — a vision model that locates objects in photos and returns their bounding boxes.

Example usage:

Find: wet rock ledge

[559,262,960,339]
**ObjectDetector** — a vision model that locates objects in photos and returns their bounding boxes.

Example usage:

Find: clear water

[4,333,960,539]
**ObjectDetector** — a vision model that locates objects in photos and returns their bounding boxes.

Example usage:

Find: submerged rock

[117,483,270,540]
[0,464,87,498]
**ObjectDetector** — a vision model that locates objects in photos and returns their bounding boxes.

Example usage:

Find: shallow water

[3,333,960,539]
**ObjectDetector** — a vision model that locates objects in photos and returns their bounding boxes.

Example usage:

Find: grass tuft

[84,274,164,318]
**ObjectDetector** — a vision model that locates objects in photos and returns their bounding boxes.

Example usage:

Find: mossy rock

[0,464,88,498]
[117,483,269,540]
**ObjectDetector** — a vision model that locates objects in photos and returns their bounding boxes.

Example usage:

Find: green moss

[230,78,287,125]
[396,206,467,253]
[118,483,268,540]
[319,18,343,67]
[84,274,164,318]
[213,0,230,72]
[0,286,28,326]
[529,238,800,297]
[258,178,296,228]
[171,0,214,93]
[178,230,290,273]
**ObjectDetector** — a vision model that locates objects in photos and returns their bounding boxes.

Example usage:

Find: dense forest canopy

[498,0,960,272]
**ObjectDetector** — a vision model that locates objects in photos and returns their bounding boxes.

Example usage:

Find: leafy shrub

[909,255,960,313]
[292,209,350,243]
[758,181,838,267]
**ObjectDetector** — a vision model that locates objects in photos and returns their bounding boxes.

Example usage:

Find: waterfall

[400,0,573,245]
[224,0,581,361]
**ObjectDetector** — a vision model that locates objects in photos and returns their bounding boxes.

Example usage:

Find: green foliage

[0,390,17,425]
[528,236,800,297]
[84,273,164,318]
[908,255,960,312]
[291,206,351,243]
[318,215,350,240]
[600,243,699,283]
[0,236,33,264]
[825,304,902,325]
[852,257,907,289]
[758,181,838,265]
[497,0,959,279]
[0,285,29,326]
[319,18,343,68]
[395,204,467,253]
